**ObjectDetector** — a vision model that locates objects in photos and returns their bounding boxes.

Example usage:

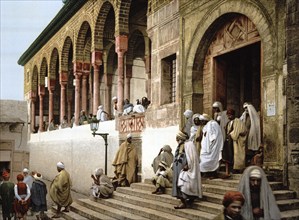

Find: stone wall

[286,0,299,194]
[0,100,29,180]
[180,0,287,169]
[146,0,181,128]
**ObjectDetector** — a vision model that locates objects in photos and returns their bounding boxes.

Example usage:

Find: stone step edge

[77,198,150,220]
[113,190,220,217]
[70,201,117,220]
[52,205,88,220]
[81,197,191,220]
[116,186,223,211]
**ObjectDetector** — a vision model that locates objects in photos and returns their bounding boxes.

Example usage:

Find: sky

[0,0,63,101]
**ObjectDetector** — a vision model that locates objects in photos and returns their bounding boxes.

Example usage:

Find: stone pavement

[0,179,88,220]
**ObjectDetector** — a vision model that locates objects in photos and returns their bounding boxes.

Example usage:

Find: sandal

[174,204,186,209]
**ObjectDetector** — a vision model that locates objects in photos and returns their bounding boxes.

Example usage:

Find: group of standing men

[0,162,73,220]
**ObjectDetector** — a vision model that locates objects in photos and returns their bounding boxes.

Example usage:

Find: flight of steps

[55,173,299,220]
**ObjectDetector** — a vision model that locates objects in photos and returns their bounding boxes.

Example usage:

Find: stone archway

[184,1,281,167]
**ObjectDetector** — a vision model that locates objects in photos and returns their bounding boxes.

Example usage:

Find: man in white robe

[212,101,229,142]
[200,114,223,178]
[176,141,202,209]
[183,109,193,137]
[96,105,108,122]
[240,103,261,151]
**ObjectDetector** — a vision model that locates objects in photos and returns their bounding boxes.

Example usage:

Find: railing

[119,113,145,134]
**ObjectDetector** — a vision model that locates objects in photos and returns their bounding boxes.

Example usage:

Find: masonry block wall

[286,0,299,194]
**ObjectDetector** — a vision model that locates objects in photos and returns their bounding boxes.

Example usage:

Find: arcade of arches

[18,0,299,193]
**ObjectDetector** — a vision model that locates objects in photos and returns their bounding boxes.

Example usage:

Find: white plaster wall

[28,119,179,195]
[28,120,119,195]
[141,125,179,180]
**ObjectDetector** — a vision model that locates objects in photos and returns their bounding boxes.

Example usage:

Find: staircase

[55,173,299,220]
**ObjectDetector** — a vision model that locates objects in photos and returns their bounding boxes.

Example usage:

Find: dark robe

[31,180,48,212]
[0,181,15,219]
[172,142,187,198]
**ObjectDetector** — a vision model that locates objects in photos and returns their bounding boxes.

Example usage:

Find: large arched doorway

[214,42,261,117]
[199,14,262,118]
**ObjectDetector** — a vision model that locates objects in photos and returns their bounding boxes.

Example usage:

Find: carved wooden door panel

[215,58,227,107]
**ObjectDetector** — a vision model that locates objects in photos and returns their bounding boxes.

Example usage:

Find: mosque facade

[17,0,299,194]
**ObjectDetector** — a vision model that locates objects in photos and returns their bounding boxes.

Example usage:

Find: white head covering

[183,110,193,118]
[57,162,65,169]
[23,168,29,173]
[250,168,261,178]
[212,101,223,111]
[33,173,43,181]
[94,168,103,176]
[201,113,211,121]
[112,96,117,101]
[98,105,103,110]
[127,133,132,139]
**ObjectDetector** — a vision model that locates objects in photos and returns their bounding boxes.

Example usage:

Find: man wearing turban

[50,162,73,218]
[214,191,245,220]
[91,168,114,199]
[222,109,247,177]
[172,131,202,209]
[183,109,193,137]
[237,166,281,220]
[151,144,174,173]
[112,133,139,187]
[200,114,223,179]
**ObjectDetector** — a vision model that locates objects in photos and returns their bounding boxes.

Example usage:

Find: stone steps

[61,173,299,220]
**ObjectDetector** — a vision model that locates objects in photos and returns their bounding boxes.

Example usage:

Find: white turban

[250,168,261,178]
[94,168,103,176]
[112,96,117,101]
[98,105,103,109]
[212,101,223,111]
[127,133,132,139]
[33,173,43,181]
[183,109,193,118]
[23,168,29,173]
[57,162,65,169]
[201,113,211,121]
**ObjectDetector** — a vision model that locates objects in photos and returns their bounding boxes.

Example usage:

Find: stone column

[60,83,67,122]
[48,88,55,123]
[81,74,88,113]
[73,61,83,125]
[125,64,133,100]
[144,55,151,100]
[67,100,72,124]
[60,70,68,123]
[38,85,45,132]
[92,51,103,115]
[29,91,36,132]
[115,35,128,113]
[104,74,113,116]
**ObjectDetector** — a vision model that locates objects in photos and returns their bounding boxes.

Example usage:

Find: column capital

[73,61,83,74]
[48,78,56,91]
[92,50,103,66]
[115,35,128,53]
[29,91,37,100]
[83,62,91,75]
[38,85,45,96]
[59,71,68,84]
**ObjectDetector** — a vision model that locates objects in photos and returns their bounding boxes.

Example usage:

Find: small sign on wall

[267,102,276,116]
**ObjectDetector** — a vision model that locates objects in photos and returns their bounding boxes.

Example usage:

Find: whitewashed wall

[141,125,179,180]
[28,119,178,195]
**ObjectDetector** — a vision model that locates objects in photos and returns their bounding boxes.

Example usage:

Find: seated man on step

[151,161,172,195]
